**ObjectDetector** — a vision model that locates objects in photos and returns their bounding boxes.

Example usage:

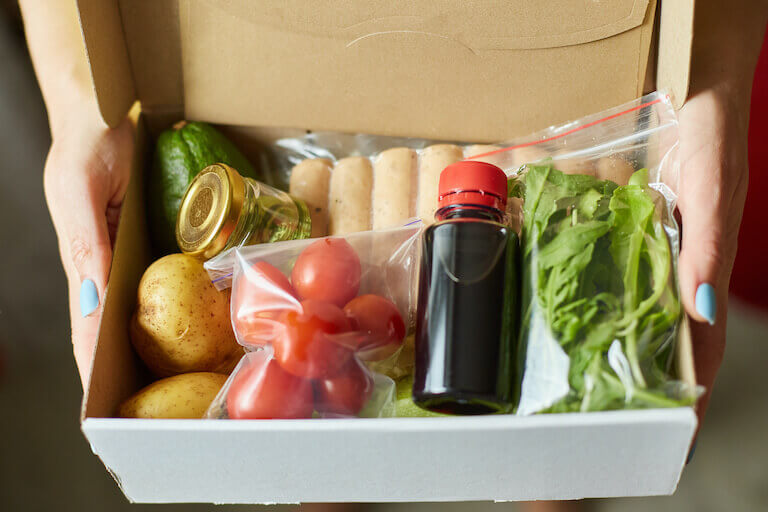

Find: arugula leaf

[516,164,691,413]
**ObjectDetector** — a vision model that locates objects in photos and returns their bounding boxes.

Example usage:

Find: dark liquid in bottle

[413,218,517,415]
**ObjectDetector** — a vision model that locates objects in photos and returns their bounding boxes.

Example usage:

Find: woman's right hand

[43,99,134,387]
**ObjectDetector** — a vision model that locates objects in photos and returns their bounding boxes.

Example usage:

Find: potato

[118,372,228,419]
[131,254,242,377]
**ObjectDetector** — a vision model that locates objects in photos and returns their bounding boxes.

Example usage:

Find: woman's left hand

[676,84,751,426]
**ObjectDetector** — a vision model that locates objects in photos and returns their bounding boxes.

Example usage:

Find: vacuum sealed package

[259,131,516,238]
[467,92,701,414]
[205,225,421,419]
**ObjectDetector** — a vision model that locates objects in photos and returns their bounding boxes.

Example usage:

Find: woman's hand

[43,101,133,387]
[677,86,750,424]
[674,0,766,427]
[20,0,135,387]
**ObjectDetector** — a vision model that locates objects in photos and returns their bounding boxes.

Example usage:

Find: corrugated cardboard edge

[676,315,698,396]
[656,0,695,108]
[77,0,136,127]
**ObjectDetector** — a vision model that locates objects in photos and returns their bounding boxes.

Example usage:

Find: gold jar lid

[176,163,245,259]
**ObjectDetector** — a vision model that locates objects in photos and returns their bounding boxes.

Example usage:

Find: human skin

[18,0,768,437]
[675,1,766,425]
[19,0,133,385]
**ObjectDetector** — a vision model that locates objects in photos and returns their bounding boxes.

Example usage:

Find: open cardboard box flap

[77,1,699,503]
[78,0,693,141]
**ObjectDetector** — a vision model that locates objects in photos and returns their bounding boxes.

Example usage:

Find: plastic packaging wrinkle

[205,225,421,419]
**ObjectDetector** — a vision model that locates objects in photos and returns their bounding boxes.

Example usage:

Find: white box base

[83,408,696,504]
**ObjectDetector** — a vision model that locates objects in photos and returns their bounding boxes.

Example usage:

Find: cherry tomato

[233,261,299,345]
[314,359,374,416]
[226,352,314,419]
[343,294,406,361]
[273,299,353,379]
[291,238,361,307]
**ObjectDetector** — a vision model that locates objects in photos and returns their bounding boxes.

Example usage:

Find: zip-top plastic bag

[205,225,421,419]
[259,93,682,242]
[466,92,700,414]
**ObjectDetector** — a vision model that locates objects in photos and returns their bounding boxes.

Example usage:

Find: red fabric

[730,28,768,309]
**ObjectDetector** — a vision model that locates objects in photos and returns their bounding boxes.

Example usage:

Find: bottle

[176,163,311,259]
[413,160,519,415]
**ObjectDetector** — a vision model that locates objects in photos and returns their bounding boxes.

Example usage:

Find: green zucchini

[148,121,259,255]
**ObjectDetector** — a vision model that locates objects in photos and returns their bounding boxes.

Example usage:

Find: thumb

[677,168,733,327]
[66,205,114,388]
[676,168,734,428]
[46,165,115,388]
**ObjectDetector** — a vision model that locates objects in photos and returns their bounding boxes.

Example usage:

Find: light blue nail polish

[695,283,716,325]
[80,279,99,317]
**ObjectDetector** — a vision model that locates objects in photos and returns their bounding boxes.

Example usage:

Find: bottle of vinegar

[413,161,519,415]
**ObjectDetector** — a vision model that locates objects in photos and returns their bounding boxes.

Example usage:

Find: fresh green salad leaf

[515,164,692,413]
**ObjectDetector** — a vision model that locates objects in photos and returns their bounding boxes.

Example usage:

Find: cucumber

[148,121,260,255]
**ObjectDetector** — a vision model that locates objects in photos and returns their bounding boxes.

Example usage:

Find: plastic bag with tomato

[205,225,420,419]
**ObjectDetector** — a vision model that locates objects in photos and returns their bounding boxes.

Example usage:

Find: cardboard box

[77,0,698,503]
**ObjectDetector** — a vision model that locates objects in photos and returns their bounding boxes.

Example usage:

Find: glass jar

[176,163,311,259]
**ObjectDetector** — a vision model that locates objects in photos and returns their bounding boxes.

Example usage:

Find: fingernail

[695,283,716,325]
[80,279,99,317]
[686,438,698,465]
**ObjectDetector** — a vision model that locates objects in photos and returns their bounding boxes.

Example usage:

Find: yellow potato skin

[118,372,228,419]
[131,254,242,377]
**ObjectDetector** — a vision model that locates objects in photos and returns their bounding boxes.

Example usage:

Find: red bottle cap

[437,161,508,213]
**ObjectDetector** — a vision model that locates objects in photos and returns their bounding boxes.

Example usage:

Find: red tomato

[226,352,314,419]
[273,299,353,379]
[233,261,299,345]
[291,238,361,307]
[314,359,374,416]
[343,294,406,361]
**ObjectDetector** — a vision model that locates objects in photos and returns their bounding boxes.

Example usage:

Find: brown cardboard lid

[656,0,695,109]
[77,0,690,140]
[77,0,137,128]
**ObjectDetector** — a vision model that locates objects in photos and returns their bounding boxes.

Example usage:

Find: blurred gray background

[0,6,766,512]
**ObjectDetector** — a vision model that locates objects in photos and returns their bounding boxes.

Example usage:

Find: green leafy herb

[514,164,692,412]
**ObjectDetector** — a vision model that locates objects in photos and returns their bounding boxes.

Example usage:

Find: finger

[677,162,736,327]
[67,219,113,388]
[45,158,115,388]
[67,270,105,387]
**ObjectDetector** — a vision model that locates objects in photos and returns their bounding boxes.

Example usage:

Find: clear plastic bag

[208,92,699,417]
[261,131,465,192]
[205,225,421,419]
[262,96,681,240]
[263,131,516,237]
[468,92,699,414]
